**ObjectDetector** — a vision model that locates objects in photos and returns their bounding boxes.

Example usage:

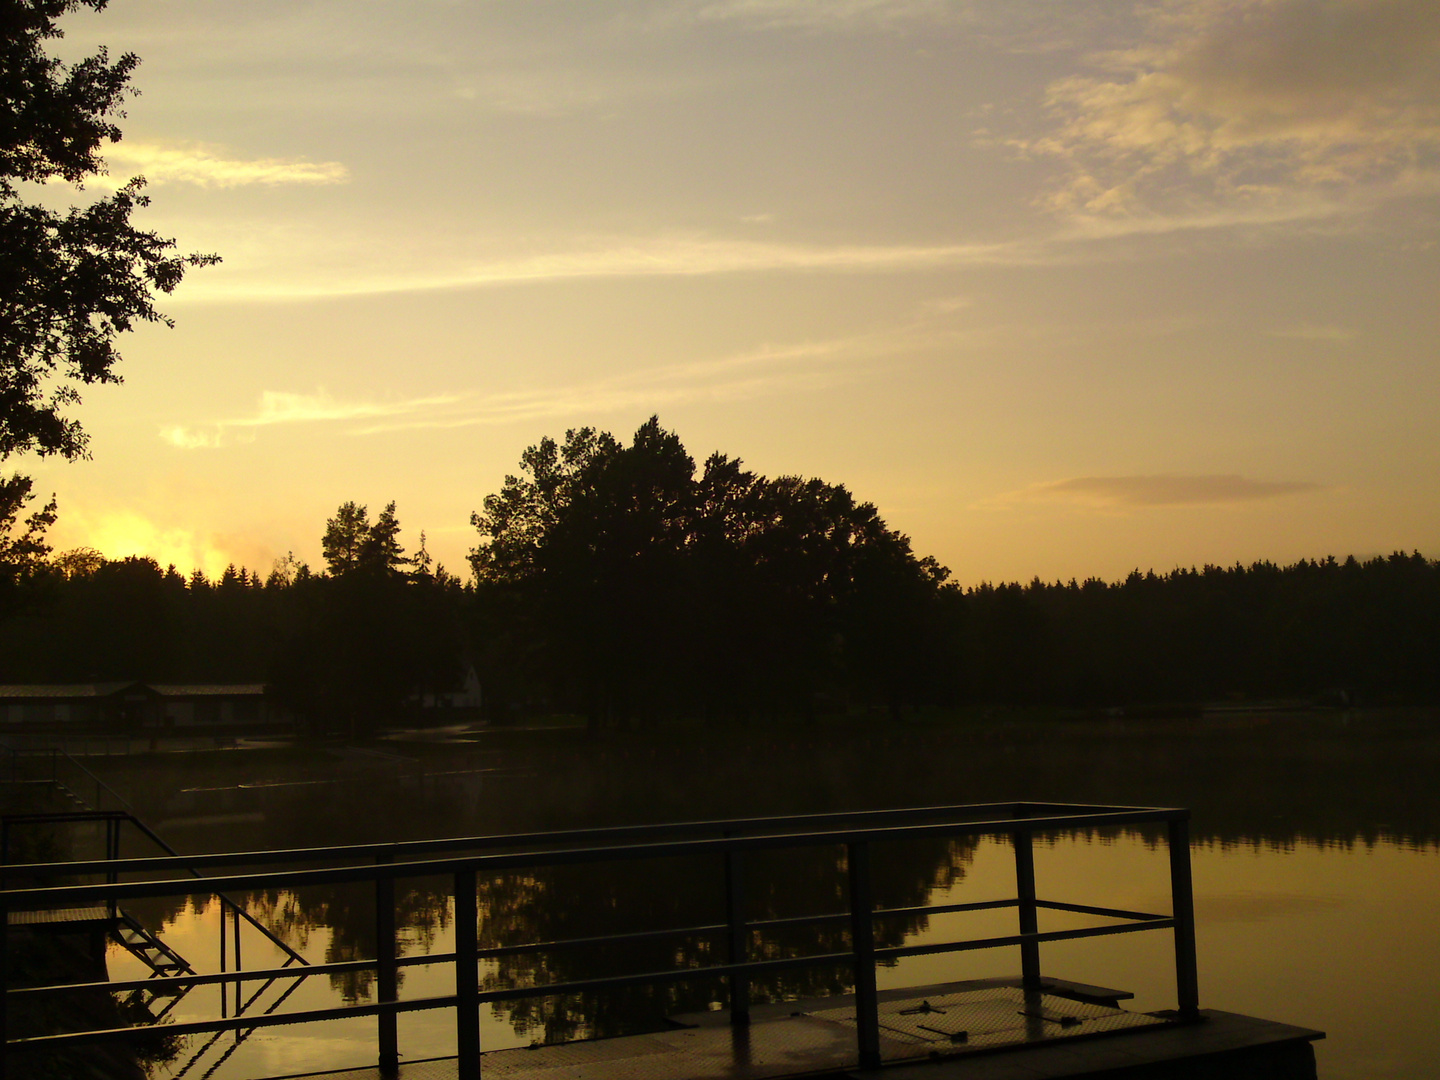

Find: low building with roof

[0,683,289,731]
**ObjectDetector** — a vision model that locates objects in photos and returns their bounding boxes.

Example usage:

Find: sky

[23,0,1440,586]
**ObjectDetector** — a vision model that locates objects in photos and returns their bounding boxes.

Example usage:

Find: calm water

[78,712,1440,1079]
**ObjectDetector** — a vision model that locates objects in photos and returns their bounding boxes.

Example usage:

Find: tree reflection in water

[223,836,973,1041]
[83,711,1440,1052]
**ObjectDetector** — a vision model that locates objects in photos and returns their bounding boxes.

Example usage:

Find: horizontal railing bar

[874,898,1020,920]
[8,910,1179,1044]
[0,811,131,825]
[10,958,325,998]
[10,894,1026,998]
[477,897,1022,958]
[880,918,1180,960]
[1,802,1183,879]
[1035,898,1170,922]
[7,995,453,1047]
[9,910,1184,1050]
[1,808,1184,906]
[9,949,865,1049]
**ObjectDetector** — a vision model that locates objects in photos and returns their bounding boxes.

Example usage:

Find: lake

[67,709,1440,1079]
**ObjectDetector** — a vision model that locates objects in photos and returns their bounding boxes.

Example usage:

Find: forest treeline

[1,419,1437,729]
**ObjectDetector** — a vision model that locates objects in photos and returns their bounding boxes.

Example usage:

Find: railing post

[455,868,480,1080]
[1168,813,1200,1021]
[105,819,118,921]
[233,902,243,1023]
[1012,807,1041,989]
[724,840,750,1026]
[847,840,881,1070]
[219,897,228,1019]
[1,893,9,1080]
[376,853,399,1077]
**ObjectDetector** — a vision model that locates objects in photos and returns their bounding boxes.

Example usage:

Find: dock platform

[279,978,1323,1080]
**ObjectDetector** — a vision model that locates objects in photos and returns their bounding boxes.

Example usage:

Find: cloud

[693,0,972,32]
[163,340,898,448]
[179,231,1038,301]
[1001,474,1322,509]
[159,426,223,450]
[355,321,972,436]
[1025,0,1440,220]
[161,390,461,448]
[98,142,349,189]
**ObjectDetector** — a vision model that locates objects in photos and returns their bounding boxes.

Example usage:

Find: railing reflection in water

[0,801,1199,1079]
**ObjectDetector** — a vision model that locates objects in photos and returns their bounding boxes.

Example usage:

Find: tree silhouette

[471,418,954,728]
[1,0,219,458]
[1,0,217,597]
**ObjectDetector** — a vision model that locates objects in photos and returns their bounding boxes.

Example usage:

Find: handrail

[0,802,1201,1080]
[118,807,310,970]
[1,800,1175,878]
[0,806,307,969]
[52,750,136,814]
[4,808,1182,901]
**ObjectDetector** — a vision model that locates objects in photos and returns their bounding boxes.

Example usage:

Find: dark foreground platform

[280,978,1322,1080]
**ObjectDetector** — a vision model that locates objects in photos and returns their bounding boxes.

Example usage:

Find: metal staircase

[3,751,313,1079]
[112,907,198,1021]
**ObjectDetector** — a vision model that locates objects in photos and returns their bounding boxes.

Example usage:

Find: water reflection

[77,710,1440,1078]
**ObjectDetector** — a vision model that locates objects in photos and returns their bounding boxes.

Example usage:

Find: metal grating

[810,986,1172,1057]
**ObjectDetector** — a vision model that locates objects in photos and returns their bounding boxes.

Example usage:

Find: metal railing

[0,801,1200,1080]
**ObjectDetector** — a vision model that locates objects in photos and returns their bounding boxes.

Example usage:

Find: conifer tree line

[1,418,1436,730]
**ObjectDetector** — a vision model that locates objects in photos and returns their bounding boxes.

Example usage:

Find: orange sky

[23,0,1440,585]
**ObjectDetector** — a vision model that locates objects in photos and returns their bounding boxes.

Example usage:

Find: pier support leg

[848,841,881,1070]
[724,846,749,1027]
[455,869,481,1080]
[376,854,399,1077]
[1168,815,1200,1021]
[1012,812,1041,990]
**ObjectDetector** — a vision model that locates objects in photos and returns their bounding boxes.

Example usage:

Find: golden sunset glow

[25,0,1439,583]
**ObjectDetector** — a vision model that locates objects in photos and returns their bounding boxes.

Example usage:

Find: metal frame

[0,801,1200,1079]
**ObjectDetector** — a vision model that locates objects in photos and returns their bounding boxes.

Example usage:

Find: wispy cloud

[355,336,900,435]
[98,141,349,189]
[161,390,460,449]
[1023,0,1440,221]
[693,0,974,32]
[996,474,1323,510]
[181,232,1039,301]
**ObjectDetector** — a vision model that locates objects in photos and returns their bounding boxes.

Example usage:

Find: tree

[322,501,410,577]
[1,0,217,561]
[0,472,54,570]
[0,471,55,614]
[471,418,954,728]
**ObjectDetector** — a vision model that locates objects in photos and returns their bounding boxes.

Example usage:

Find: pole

[376,854,399,1076]
[847,840,881,1070]
[455,869,481,1080]
[1168,814,1200,1020]
[1012,809,1041,989]
[724,844,750,1026]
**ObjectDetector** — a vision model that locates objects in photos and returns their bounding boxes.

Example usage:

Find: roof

[151,685,267,697]
[0,682,266,700]
[0,682,141,700]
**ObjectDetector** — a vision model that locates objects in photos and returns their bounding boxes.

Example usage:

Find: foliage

[273,501,463,733]
[0,0,217,582]
[1,0,219,462]
[471,417,953,728]
[321,500,408,577]
[0,420,1436,724]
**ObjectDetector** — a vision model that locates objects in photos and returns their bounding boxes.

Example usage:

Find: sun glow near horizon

[20,0,1439,587]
